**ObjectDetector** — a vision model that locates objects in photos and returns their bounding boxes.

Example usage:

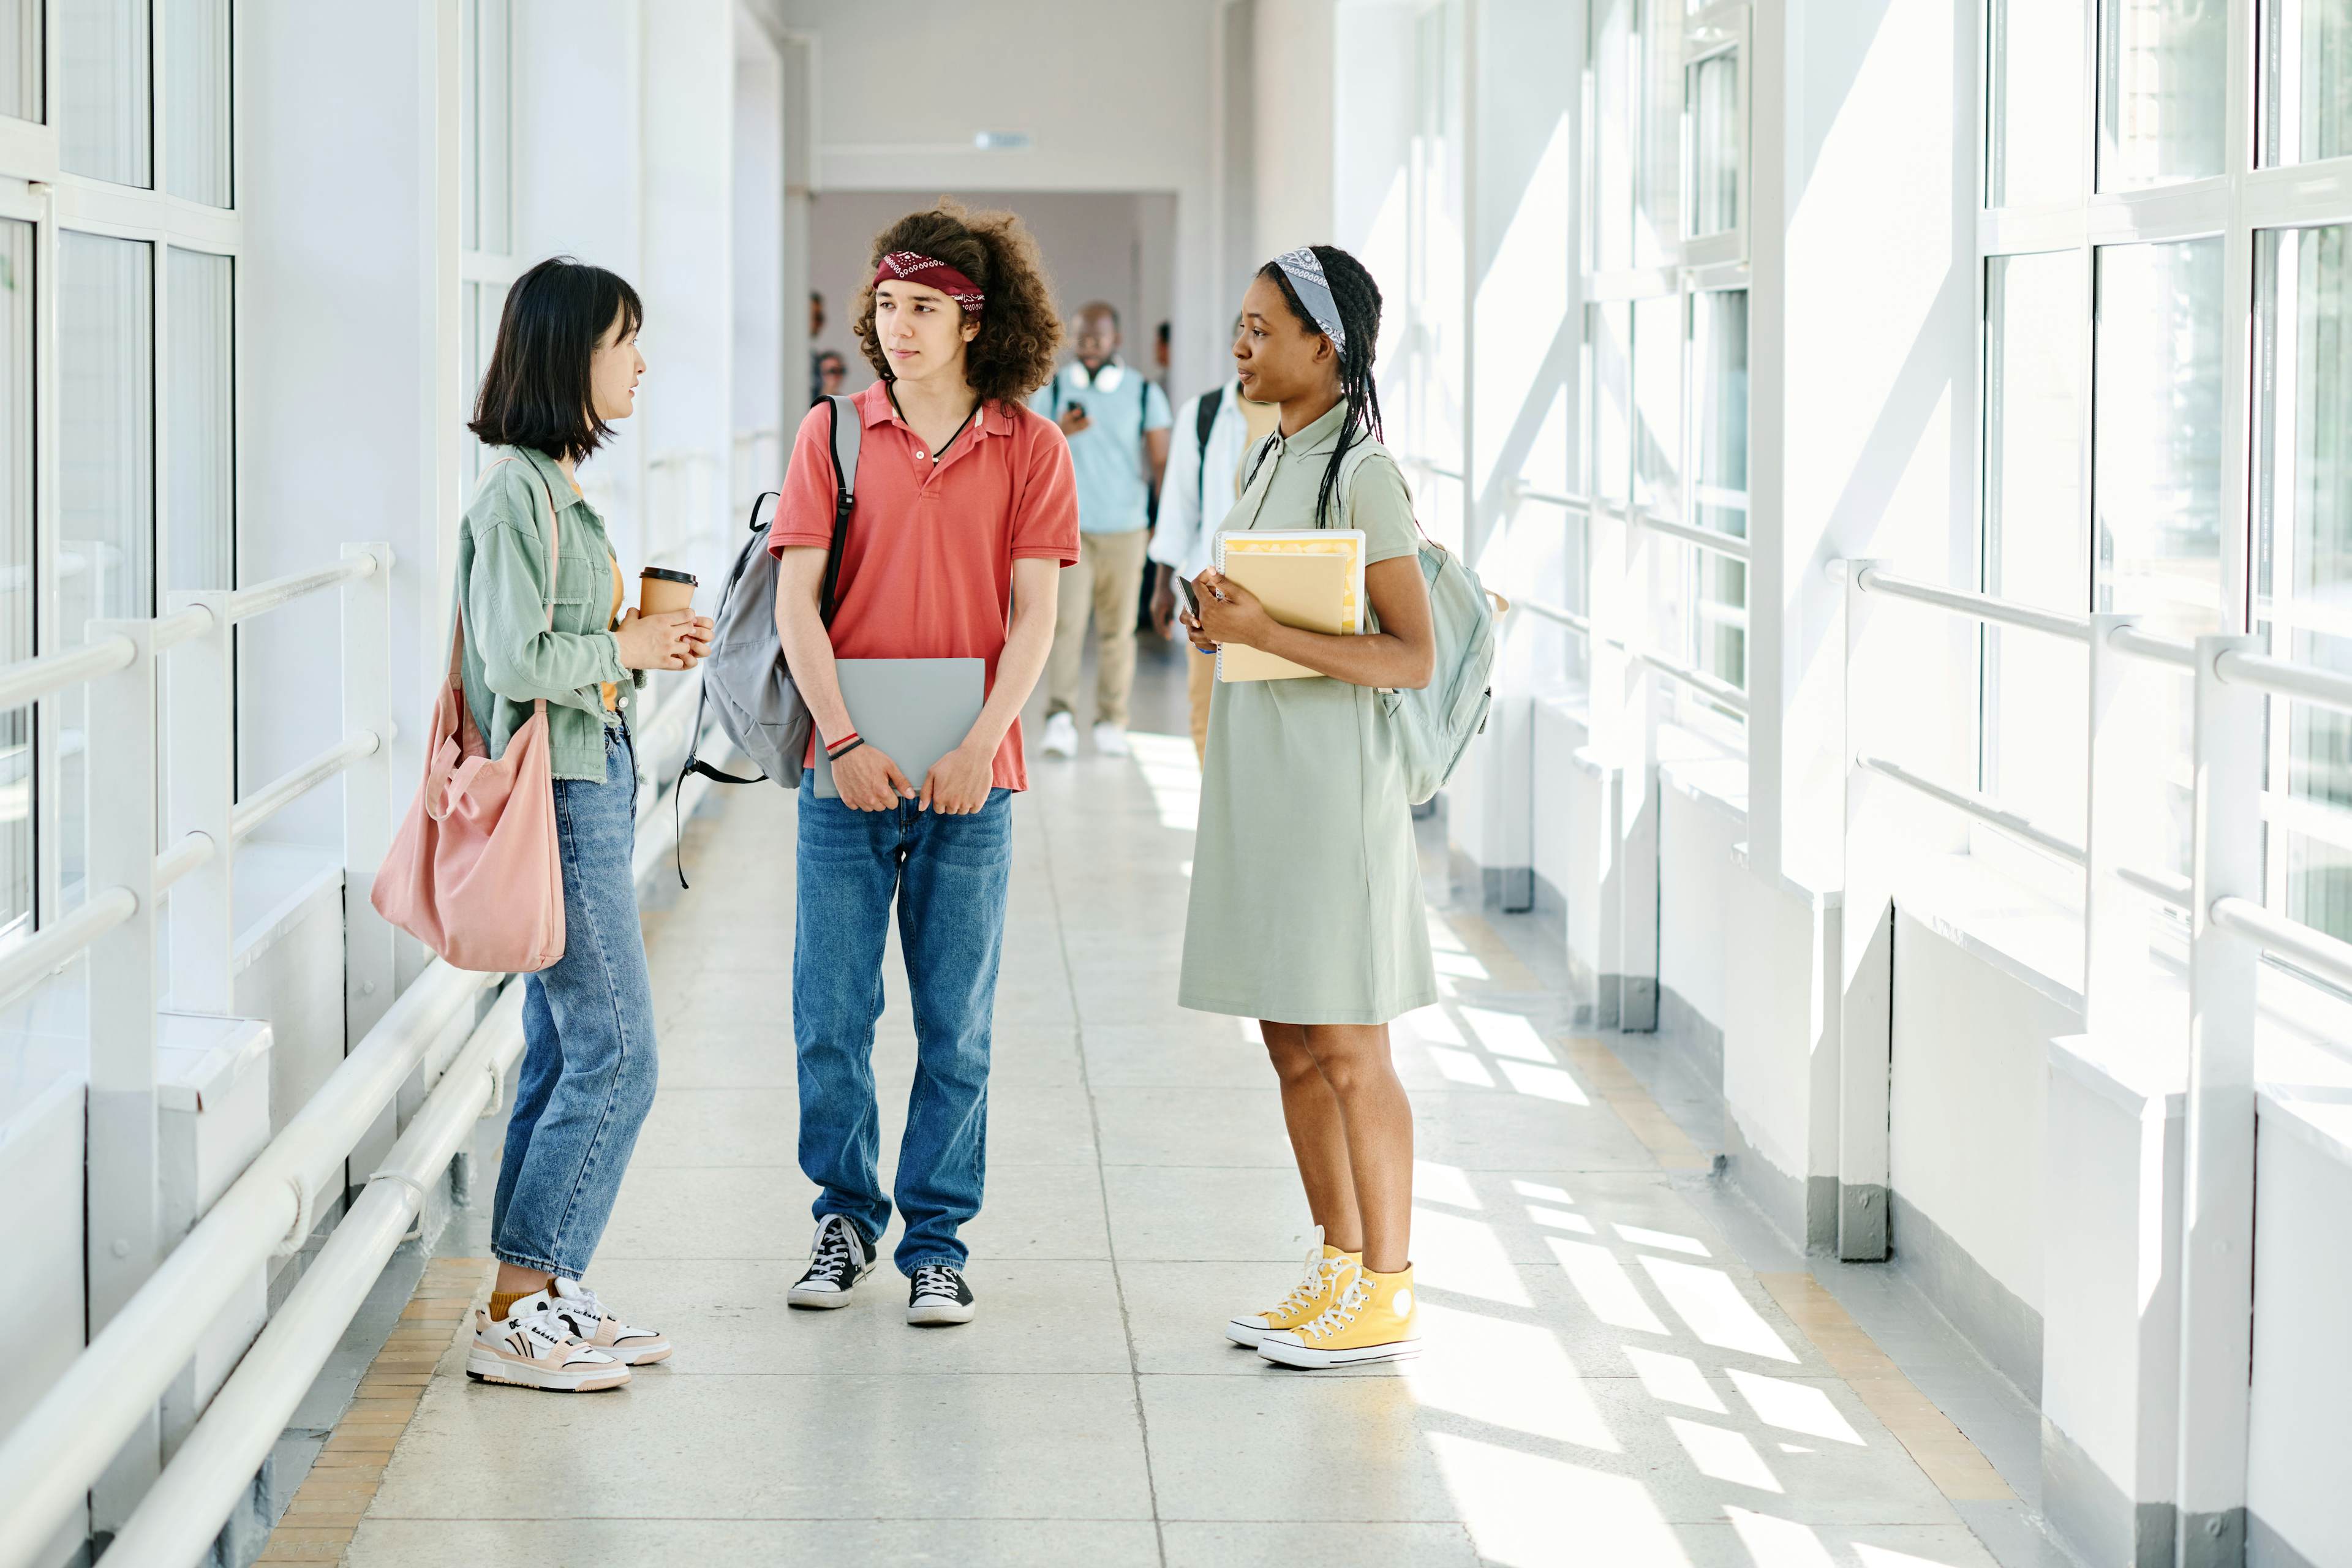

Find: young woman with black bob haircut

[767,202,1080,1327]
[1179,245,1438,1370]
[456,255,710,1392]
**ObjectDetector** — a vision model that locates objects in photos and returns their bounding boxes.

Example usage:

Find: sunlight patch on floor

[1548,1236,1669,1333]
[1640,1255,1801,1362]
[1428,1433,1688,1568]
[1668,1415,1784,1492]
[1412,1158,1480,1210]
[1625,1345,1728,1412]
[1407,1303,1616,1450]
[1730,1368,1865,1446]
[1125,731,1200,832]
[1414,1205,1534,1306]
[1728,1509,1841,1567]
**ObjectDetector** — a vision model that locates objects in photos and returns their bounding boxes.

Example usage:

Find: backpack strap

[820,392,860,623]
[1192,388,1221,517]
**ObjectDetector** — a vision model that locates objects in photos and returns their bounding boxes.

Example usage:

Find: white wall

[2248,1099,2352,1567]
[733,15,788,464]
[1251,0,1334,255]
[772,0,1224,397]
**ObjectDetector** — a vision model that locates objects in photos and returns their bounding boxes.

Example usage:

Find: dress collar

[1273,397,1352,459]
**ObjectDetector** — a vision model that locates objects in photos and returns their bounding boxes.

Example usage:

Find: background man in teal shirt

[1031,301,1171,758]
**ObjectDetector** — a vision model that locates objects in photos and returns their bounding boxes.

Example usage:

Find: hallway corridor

[307,652,2044,1568]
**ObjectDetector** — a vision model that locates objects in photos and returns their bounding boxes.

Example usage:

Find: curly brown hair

[853,200,1064,407]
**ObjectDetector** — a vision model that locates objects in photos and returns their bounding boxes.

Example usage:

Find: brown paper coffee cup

[639,567,697,616]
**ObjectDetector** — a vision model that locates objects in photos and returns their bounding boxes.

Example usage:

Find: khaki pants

[1046,529,1152,729]
[1185,639,1214,763]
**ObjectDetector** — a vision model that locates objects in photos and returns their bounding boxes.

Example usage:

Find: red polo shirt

[767,382,1079,791]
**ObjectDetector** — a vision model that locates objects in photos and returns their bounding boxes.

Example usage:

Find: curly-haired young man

[767,202,1078,1326]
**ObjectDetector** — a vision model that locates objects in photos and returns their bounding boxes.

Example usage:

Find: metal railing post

[84,617,164,1531]
[2176,632,2262,1566]
[341,545,396,1046]
[1836,559,1892,1260]
[2083,614,2163,1036]
[164,594,235,1013]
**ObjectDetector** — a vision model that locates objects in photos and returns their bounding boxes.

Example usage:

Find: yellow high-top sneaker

[1225,1231,1362,1349]
[1257,1262,1421,1368]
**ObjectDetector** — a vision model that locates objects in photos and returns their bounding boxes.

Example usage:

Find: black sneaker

[907,1264,976,1326]
[788,1215,878,1309]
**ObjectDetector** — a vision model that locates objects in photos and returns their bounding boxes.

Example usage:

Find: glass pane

[2096,239,2224,633]
[168,249,232,593]
[2255,225,2352,907]
[164,0,230,205]
[1988,0,2084,206]
[1689,289,1747,539]
[1985,251,2089,840]
[1590,0,1634,272]
[2099,0,2225,190]
[59,0,150,187]
[59,233,154,906]
[1632,294,1680,518]
[2263,0,2352,165]
[2284,831,2352,942]
[0,222,31,943]
[0,0,40,123]
[1592,303,1630,505]
[1686,53,1738,236]
[463,0,512,254]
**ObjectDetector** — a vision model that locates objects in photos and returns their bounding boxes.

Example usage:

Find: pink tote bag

[371,459,567,972]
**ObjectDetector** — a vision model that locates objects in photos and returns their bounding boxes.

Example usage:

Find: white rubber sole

[1257,1336,1423,1370]
[788,1263,876,1309]
[609,1339,673,1365]
[1225,1317,1271,1349]
[907,1299,976,1327]
[464,1346,630,1392]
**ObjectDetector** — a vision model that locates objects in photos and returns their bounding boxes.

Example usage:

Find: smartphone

[1178,575,1201,619]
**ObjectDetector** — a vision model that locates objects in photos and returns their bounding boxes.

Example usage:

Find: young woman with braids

[1178,246,1437,1369]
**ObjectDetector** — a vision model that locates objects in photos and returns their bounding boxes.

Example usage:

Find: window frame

[1972,0,2352,920]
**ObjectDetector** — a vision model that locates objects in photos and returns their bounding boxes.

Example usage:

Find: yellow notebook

[1213,529,1366,682]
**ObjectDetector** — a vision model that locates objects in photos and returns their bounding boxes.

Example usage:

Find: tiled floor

[344,646,2054,1567]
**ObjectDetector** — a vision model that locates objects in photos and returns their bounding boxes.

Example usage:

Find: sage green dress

[1177,399,1438,1025]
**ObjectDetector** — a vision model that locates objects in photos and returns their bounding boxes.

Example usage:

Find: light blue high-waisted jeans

[491,726,658,1279]
[793,775,1013,1273]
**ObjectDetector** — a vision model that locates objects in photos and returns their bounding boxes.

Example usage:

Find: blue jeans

[794,775,1013,1273]
[491,727,658,1279]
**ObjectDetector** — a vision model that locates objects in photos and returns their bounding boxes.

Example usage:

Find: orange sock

[488,1289,530,1321]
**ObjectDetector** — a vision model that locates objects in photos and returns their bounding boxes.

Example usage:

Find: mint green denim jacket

[453,445,642,782]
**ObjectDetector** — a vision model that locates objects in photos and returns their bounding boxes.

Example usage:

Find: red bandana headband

[875,251,986,315]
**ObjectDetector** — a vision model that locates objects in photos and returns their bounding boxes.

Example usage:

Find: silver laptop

[812,658,988,800]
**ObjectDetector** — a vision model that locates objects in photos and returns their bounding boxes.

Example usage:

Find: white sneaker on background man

[1041,712,1079,758]
[1092,722,1129,757]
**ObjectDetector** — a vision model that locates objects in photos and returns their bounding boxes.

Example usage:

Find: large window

[1584,0,1751,731]
[461,0,517,486]
[1981,0,2352,933]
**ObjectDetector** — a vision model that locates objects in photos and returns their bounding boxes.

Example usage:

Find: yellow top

[601,552,623,712]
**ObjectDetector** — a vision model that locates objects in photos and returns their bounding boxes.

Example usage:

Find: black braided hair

[1259,246,1384,529]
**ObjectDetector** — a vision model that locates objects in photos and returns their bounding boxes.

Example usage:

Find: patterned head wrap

[875,251,986,315]
[1271,247,1346,351]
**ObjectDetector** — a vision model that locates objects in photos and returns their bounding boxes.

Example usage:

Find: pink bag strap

[430,456,568,815]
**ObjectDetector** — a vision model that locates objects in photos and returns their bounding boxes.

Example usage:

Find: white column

[1834,560,1890,1259]
[2176,633,2262,1566]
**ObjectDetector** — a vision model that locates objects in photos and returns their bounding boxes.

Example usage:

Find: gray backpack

[674,395,860,876]
[1309,441,1502,806]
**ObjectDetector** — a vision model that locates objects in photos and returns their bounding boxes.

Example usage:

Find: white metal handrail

[1400,453,1466,483]
[2106,622,2197,669]
[103,985,530,1567]
[2214,646,2352,718]
[230,731,382,844]
[0,833,219,1009]
[2117,863,2192,912]
[1853,563,2091,642]
[2211,894,2352,995]
[227,554,379,625]
[1507,480,1593,512]
[0,962,496,1568]
[1856,753,2086,864]
[1632,508,1751,563]
[1640,649,1749,714]
[1519,597,1602,640]
[0,636,138,710]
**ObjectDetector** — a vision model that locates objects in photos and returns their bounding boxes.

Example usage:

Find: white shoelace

[1272,1240,1344,1317]
[912,1264,962,1300]
[805,1219,858,1284]
[554,1280,606,1325]
[1298,1276,1373,1342]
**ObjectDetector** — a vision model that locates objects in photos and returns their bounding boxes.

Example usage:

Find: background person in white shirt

[1149,318,1281,761]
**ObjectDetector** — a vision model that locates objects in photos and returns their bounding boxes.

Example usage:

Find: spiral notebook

[1212,530,1366,682]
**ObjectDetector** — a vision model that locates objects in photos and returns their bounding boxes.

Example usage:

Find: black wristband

[827,736,864,763]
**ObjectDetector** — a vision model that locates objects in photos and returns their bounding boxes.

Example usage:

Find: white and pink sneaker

[545,1277,673,1365]
[466,1297,630,1392]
